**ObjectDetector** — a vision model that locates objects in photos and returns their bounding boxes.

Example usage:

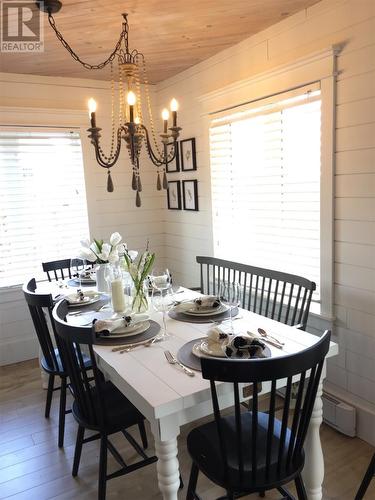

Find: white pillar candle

[111,278,126,313]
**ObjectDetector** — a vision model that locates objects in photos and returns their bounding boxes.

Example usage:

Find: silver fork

[112,337,158,353]
[211,316,243,325]
[68,304,109,316]
[164,350,195,377]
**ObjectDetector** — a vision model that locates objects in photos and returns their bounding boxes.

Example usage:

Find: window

[209,87,322,301]
[0,129,90,287]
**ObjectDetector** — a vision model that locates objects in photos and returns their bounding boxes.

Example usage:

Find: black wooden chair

[42,258,84,282]
[355,452,375,499]
[186,330,331,500]
[22,278,91,447]
[195,256,316,330]
[52,299,157,500]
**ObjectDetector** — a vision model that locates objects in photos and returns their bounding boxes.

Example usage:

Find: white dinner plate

[183,303,229,317]
[198,339,226,357]
[67,292,101,307]
[74,276,96,284]
[192,342,210,359]
[110,320,150,338]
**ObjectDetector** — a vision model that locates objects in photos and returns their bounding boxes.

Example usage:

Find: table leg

[302,376,324,500]
[154,437,180,500]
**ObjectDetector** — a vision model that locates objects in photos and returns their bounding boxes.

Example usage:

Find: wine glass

[150,267,171,291]
[151,286,174,339]
[70,258,86,288]
[219,282,242,332]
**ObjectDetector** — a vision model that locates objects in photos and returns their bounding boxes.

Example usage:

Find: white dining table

[89,287,338,500]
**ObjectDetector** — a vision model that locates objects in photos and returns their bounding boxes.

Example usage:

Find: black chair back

[52,300,106,429]
[23,278,61,373]
[196,256,316,330]
[200,331,331,490]
[42,258,83,282]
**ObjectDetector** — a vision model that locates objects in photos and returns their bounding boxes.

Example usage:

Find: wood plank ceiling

[1,0,321,83]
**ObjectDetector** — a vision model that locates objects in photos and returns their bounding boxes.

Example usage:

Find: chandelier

[37,1,181,207]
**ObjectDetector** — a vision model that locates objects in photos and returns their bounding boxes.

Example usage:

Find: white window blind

[0,129,90,287]
[210,90,321,299]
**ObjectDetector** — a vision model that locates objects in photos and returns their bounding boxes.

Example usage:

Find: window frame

[209,87,322,301]
[0,106,94,292]
[199,47,338,319]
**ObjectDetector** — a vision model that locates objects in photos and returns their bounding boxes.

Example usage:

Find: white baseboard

[324,381,375,446]
[0,336,39,366]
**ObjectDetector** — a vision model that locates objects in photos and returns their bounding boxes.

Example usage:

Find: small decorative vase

[95,263,110,293]
[131,282,148,313]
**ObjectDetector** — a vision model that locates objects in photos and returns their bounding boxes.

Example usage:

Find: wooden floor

[0,359,374,500]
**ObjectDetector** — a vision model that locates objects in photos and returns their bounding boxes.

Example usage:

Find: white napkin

[80,270,94,280]
[194,295,221,311]
[205,325,266,359]
[66,289,98,304]
[94,314,149,336]
[206,325,231,343]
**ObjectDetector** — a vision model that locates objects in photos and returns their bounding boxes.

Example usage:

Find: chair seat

[41,348,91,375]
[72,381,145,432]
[187,411,304,492]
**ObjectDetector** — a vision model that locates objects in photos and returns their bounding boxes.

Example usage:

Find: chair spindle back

[196,256,316,330]
[23,278,61,372]
[52,300,106,429]
[200,331,330,489]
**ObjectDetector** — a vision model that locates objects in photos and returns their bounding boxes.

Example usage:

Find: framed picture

[182,179,198,211]
[166,142,180,173]
[180,138,197,171]
[167,180,181,210]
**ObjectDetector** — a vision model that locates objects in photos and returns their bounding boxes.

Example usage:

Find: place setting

[168,282,240,324]
[176,322,273,372]
[68,264,176,348]
[66,258,97,287]
[94,313,161,347]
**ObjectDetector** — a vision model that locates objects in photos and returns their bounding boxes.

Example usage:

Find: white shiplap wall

[155,0,375,444]
[0,73,165,365]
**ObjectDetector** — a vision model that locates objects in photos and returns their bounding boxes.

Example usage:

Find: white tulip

[102,243,111,255]
[98,252,109,262]
[79,248,96,262]
[128,250,138,262]
[110,232,122,246]
[90,241,100,254]
[108,250,119,264]
[80,238,91,249]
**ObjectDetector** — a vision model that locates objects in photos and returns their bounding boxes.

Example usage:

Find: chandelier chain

[47,12,126,70]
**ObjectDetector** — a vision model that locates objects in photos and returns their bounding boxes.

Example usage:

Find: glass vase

[131,282,148,314]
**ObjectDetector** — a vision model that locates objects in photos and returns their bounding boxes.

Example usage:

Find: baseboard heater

[277,387,356,437]
[322,392,356,437]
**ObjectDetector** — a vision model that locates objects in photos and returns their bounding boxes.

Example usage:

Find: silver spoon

[258,328,285,345]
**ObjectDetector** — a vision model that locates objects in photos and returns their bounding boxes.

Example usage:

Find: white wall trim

[0,105,87,125]
[0,71,114,90]
[198,45,342,106]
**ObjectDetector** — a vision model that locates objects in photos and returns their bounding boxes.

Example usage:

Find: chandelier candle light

[36,1,182,207]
